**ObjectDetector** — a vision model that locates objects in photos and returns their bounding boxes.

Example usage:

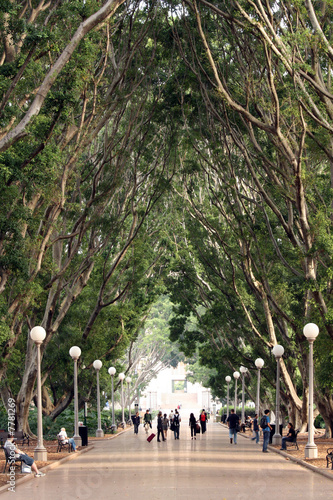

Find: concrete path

[1,420,332,500]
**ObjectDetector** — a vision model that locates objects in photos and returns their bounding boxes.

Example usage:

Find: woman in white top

[57,427,77,451]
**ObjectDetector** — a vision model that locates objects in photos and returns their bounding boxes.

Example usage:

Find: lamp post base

[73,435,82,447]
[272,434,282,446]
[34,447,47,462]
[305,444,318,459]
[96,429,104,438]
[110,424,117,433]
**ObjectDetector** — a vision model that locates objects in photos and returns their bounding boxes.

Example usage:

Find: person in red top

[200,409,207,434]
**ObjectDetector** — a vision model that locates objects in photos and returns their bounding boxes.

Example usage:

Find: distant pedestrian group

[135,408,211,442]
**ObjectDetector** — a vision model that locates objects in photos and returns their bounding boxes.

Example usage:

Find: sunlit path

[1,421,331,500]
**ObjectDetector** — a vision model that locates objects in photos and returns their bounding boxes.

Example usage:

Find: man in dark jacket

[133,411,140,434]
[226,409,239,445]
[157,411,165,442]
[144,409,152,428]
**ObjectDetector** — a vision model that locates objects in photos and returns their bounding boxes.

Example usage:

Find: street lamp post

[69,346,82,447]
[118,373,126,427]
[30,326,47,461]
[108,367,116,433]
[93,360,104,437]
[255,358,264,415]
[233,371,240,412]
[272,344,284,446]
[225,376,231,419]
[304,323,319,459]
[240,366,247,423]
[135,386,140,414]
[126,376,132,424]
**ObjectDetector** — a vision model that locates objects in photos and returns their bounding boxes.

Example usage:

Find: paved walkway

[2,420,332,499]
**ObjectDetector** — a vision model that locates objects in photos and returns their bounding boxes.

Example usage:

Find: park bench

[57,438,72,453]
[0,431,30,448]
[285,429,299,451]
[3,447,23,473]
[326,448,333,470]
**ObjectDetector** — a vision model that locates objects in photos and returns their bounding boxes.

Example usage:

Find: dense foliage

[0,0,333,436]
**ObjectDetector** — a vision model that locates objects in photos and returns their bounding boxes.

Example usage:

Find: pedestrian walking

[162,413,169,440]
[251,414,259,444]
[133,411,140,434]
[226,409,239,445]
[173,409,181,439]
[200,409,207,434]
[157,411,165,442]
[144,409,152,429]
[189,412,197,439]
[260,409,272,453]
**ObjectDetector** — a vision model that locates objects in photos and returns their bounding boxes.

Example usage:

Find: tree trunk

[42,385,55,415]
[15,336,38,434]
[316,394,333,438]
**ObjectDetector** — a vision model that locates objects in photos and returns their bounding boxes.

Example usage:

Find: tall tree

[0,0,181,432]
[164,0,333,434]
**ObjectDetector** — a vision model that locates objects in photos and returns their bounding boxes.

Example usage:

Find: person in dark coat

[189,413,197,439]
[162,413,169,440]
[251,414,259,443]
[173,409,181,439]
[133,411,140,434]
[227,409,239,444]
[144,409,152,428]
[157,411,165,442]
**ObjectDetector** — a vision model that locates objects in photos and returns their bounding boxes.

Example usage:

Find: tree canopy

[1,0,333,436]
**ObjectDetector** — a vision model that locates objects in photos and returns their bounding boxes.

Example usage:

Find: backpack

[173,414,179,426]
[260,415,267,428]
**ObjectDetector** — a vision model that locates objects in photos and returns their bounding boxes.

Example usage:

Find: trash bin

[79,425,88,446]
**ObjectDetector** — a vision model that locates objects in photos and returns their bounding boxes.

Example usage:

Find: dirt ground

[241,427,333,472]
[270,431,333,471]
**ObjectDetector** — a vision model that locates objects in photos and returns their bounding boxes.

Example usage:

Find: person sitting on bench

[280,422,296,450]
[57,427,77,451]
[4,434,45,477]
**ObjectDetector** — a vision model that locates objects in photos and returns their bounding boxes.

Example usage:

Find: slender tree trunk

[316,395,333,438]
